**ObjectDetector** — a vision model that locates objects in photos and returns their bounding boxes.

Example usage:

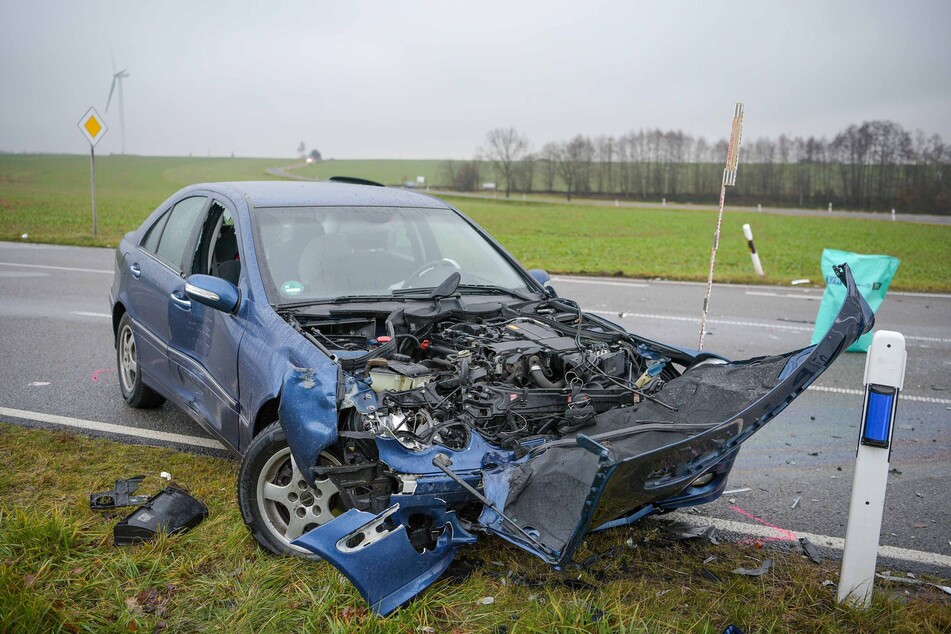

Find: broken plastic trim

[113,487,208,546]
[90,475,149,510]
[479,263,873,566]
[292,503,476,615]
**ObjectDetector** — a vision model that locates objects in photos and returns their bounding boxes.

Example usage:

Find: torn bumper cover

[292,264,873,613]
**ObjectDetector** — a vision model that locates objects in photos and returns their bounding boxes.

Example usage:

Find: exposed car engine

[291,299,676,454]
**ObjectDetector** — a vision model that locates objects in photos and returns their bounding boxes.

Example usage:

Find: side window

[191,201,241,285]
[154,196,208,272]
[141,209,170,254]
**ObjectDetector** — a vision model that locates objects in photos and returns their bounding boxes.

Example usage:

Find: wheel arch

[112,302,127,343]
[253,397,281,439]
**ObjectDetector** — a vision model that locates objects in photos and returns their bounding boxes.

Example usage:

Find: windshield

[251,205,532,304]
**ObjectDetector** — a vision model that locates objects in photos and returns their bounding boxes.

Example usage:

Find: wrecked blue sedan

[111,181,873,614]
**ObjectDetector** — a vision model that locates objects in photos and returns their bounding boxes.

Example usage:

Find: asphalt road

[1,241,949,572]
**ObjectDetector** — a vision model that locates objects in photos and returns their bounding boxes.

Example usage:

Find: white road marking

[551,277,649,288]
[585,308,951,344]
[586,309,813,332]
[0,261,112,274]
[808,385,951,405]
[553,274,951,299]
[665,511,951,569]
[71,311,111,318]
[745,291,819,300]
[0,406,226,450]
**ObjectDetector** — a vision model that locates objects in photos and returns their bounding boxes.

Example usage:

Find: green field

[2,424,948,633]
[290,158,446,186]
[1,154,949,291]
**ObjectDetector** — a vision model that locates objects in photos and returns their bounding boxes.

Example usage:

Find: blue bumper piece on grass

[292,504,471,615]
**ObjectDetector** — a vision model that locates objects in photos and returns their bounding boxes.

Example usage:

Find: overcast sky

[2,1,949,159]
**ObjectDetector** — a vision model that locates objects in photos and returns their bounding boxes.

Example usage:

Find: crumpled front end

[289,263,873,614]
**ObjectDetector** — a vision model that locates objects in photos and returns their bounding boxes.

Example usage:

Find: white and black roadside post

[742,223,764,276]
[838,330,907,608]
[77,107,108,239]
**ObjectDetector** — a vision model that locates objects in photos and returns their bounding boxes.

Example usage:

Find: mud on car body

[110,181,873,614]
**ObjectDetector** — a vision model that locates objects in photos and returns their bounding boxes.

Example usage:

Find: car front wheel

[238,421,345,558]
[116,313,165,408]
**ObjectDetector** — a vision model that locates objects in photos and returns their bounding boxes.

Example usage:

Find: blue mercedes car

[110,181,872,614]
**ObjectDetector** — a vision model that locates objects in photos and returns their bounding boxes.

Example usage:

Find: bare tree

[440,159,481,191]
[480,128,530,197]
[540,142,560,193]
[555,135,595,201]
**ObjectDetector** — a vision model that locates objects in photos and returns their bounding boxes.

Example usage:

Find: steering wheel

[402,258,461,288]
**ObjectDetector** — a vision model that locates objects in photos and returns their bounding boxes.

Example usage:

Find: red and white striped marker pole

[742,223,764,276]
[699,103,744,350]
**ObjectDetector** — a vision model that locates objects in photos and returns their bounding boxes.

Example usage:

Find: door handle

[170,290,191,310]
[130,262,141,278]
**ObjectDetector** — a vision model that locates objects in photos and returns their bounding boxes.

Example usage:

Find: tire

[238,421,344,558]
[116,313,166,408]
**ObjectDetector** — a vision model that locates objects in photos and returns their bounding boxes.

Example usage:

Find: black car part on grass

[89,475,149,510]
[113,486,208,546]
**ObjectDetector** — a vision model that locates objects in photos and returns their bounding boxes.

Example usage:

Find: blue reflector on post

[862,386,895,448]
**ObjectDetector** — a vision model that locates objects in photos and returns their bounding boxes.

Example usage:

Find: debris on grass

[89,475,149,510]
[799,537,822,564]
[701,567,723,584]
[477,597,495,605]
[664,521,719,545]
[732,558,773,577]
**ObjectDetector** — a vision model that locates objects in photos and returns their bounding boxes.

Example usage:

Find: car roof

[199,181,452,210]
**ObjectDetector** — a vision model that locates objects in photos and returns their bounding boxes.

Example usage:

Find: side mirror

[528,269,557,298]
[184,274,240,313]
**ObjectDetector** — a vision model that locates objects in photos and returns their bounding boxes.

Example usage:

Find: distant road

[267,163,950,225]
[427,189,951,225]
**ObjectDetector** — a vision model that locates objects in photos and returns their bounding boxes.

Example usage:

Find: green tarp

[810,249,900,352]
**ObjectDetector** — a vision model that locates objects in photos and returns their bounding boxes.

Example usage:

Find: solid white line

[0,406,226,450]
[71,311,111,318]
[551,277,649,288]
[0,261,112,275]
[808,385,951,405]
[553,274,951,299]
[586,308,813,332]
[745,291,819,301]
[665,511,951,568]
[585,308,951,344]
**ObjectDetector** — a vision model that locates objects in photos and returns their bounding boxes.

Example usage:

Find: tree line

[441,121,950,214]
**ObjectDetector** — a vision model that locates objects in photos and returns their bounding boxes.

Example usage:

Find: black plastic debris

[701,567,723,583]
[90,475,149,510]
[798,537,822,564]
[732,558,773,577]
[114,487,208,546]
[723,626,745,634]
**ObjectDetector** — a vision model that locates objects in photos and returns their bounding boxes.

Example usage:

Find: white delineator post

[698,103,744,349]
[742,223,764,276]
[838,330,907,608]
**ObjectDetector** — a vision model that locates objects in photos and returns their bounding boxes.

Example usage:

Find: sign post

[77,107,108,238]
[698,103,744,349]
[838,330,906,608]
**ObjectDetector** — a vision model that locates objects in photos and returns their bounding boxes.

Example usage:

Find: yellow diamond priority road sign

[77,106,108,146]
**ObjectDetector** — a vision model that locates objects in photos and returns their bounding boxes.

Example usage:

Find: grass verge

[1,155,949,291]
[1,422,949,633]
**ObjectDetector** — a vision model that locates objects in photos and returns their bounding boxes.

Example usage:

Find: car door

[127,195,209,397]
[167,197,246,449]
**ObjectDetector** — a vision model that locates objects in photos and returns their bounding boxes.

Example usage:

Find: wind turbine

[105,68,130,154]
